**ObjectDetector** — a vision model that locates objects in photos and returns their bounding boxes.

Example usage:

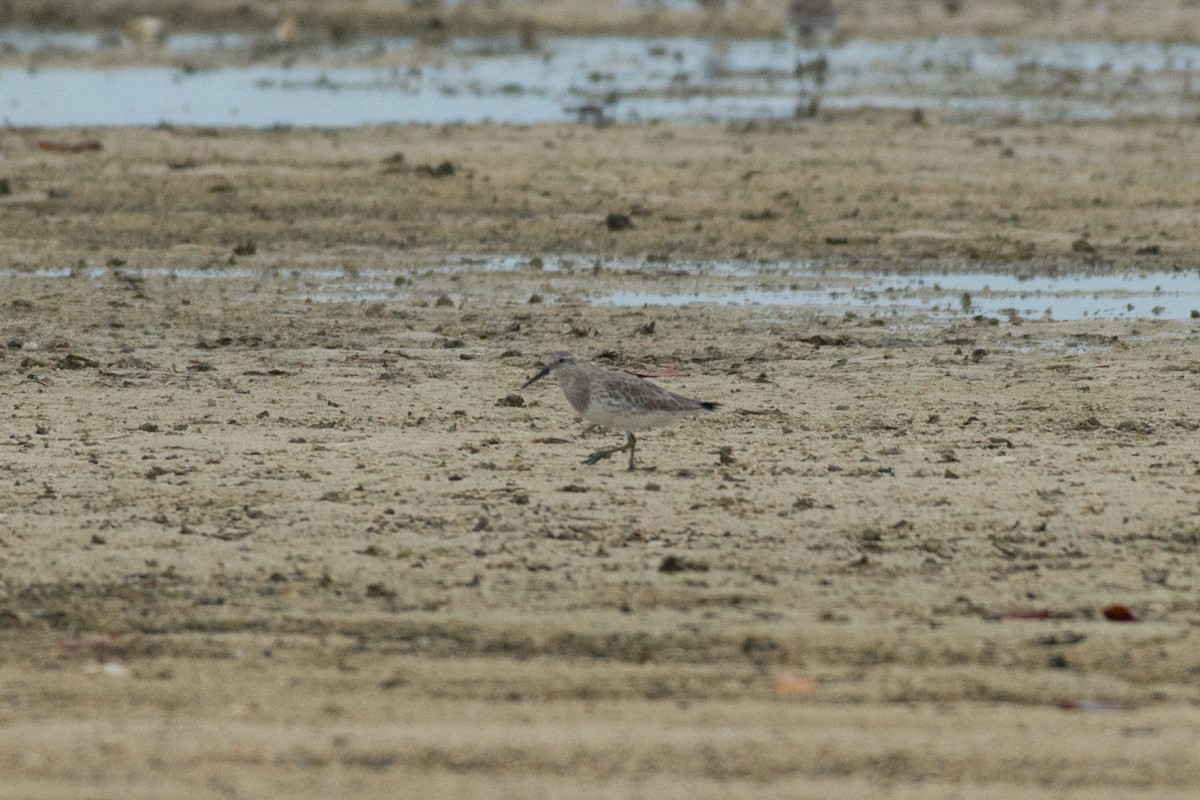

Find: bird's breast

[558,372,592,415]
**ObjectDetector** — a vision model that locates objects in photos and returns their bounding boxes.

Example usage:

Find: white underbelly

[583,406,686,432]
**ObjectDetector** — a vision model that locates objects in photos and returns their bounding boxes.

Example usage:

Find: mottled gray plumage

[522,351,718,470]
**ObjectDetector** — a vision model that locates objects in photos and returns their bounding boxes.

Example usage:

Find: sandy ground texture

[10,0,1200,44]
[2,120,1200,798]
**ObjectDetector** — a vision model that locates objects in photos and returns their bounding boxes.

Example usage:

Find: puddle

[5,260,1199,321]
[593,270,1200,320]
[4,35,1200,126]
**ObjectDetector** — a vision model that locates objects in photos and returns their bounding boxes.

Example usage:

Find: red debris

[1058,698,1128,712]
[1101,604,1140,622]
[35,139,103,153]
[625,367,689,378]
[772,672,818,697]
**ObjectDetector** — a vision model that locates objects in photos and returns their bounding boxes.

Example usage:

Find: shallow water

[4,34,1200,126]
[7,260,1199,321]
[595,270,1200,321]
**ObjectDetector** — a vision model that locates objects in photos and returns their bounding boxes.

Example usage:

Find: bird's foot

[583,449,653,471]
[584,438,637,467]
[583,446,622,465]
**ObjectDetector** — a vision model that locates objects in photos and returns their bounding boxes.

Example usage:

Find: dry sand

[1,93,1200,800]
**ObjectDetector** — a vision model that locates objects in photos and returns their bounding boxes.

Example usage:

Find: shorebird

[522,351,718,471]
[784,0,838,113]
[123,16,167,50]
[785,0,838,46]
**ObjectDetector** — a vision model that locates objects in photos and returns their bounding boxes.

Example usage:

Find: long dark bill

[522,366,551,389]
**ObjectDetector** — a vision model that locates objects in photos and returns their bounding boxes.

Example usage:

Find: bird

[785,0,839,46]
[521,351,718,471]
[784,0,838,111]
[123,16,167,50]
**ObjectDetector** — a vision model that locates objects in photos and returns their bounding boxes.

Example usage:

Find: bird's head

[522,350,576,388]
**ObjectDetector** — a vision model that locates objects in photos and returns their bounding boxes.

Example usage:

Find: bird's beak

[522,365,551,389]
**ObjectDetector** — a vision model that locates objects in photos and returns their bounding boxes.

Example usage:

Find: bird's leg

[582,432,637,468]
[582,438,624,465]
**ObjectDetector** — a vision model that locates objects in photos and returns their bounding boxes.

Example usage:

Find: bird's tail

[699,401,719,411]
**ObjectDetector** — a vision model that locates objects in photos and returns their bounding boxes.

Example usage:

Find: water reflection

[3,35,1200,126]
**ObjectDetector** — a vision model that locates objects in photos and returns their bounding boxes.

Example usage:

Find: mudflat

[2,110,1200,799]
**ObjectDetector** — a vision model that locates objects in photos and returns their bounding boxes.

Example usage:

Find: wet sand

[2,68,1200,800]
[4,118,1200,797]
[7,120,1200,266]
[10,0,1200,43]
